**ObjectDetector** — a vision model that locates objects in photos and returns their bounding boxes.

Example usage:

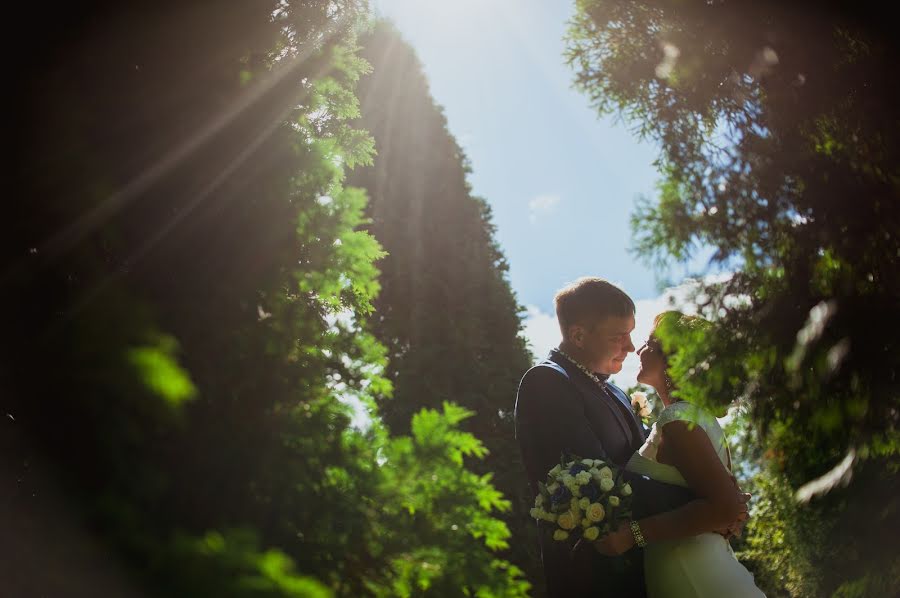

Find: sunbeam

[33,11,352,270]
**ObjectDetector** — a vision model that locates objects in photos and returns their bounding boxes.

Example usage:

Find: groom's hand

[728,491,752,538]
[717,475,751,539]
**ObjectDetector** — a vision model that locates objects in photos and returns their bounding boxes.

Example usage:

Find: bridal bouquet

[530,455,633,546]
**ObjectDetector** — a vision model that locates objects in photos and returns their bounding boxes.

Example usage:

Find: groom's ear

[569,324,585,347]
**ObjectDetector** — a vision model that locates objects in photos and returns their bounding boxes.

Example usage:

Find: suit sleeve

[515,366,609,490]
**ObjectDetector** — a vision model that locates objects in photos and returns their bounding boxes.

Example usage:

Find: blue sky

[371,0,708,387]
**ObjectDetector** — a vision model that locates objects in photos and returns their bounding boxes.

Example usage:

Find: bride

[597,311,765,598]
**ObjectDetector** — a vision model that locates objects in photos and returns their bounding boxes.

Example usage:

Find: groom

[516,277,647,597]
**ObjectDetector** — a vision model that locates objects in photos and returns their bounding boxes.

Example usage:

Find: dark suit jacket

[515,350,647,598]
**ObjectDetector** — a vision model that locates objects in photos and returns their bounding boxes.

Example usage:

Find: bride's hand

[592,522,636,556]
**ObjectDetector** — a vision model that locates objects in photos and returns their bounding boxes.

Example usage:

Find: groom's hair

[554,277,635,335]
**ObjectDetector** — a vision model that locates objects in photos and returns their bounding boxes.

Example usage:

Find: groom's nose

[624,336,635,354]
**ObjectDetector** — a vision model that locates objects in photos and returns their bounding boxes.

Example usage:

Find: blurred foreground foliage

[6,1,528,596]
[568,1,900,595]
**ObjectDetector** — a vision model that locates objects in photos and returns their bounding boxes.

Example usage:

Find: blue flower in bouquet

[550,484,572,506]
[581,481,600,502]
[568,463,590,475]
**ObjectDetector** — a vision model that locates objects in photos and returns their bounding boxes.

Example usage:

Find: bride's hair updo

[651,311,706,345]
[554,277,635,335]
[650,311,708,389]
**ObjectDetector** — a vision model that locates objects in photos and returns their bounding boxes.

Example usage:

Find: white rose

[621,483,633,496]
[553,529,569,541]
[608,496,621,507]
[581,517,591,528]
[557,511,576,530]
[578,497,591,510]
[599,467,613,479]
[600,477,615,492]
[592,459,605,467]
[586,502,606,523]
[583,526,600,541]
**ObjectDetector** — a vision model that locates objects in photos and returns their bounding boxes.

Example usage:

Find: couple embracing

[515,278,765,598]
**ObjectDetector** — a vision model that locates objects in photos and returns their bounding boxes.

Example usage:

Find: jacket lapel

[606,383,636,420]
[605,382,646,444]
[548,354,635,448]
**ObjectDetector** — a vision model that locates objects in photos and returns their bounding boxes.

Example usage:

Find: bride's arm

[595,421,745,554]
[643,421,745,533]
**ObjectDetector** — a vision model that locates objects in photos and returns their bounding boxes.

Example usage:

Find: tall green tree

[349,22,542,592]
[6,2,527,596]
[567,1,899,596]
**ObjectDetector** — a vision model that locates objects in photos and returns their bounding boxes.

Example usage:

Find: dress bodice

[625,401,730,488]
[627,402,766,597]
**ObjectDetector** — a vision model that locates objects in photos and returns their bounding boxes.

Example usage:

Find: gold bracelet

[630,520,647,548]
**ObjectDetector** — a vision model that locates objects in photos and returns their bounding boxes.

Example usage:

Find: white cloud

[528,194,561,223]
[521,305,561,359]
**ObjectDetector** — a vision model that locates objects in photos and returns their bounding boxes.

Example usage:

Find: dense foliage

[348,23,541,592]
[6,2,528,596]
[567,1,899,595]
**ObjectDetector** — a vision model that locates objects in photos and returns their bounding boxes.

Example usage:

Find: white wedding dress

[626,401,766,598]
